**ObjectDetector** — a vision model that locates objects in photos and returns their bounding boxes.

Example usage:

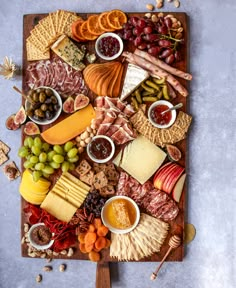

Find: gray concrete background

[0,0,235,287]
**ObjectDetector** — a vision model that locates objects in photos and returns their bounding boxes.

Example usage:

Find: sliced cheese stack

[41,172,90,222]
[110,213,169,261]
[113,135,166,184]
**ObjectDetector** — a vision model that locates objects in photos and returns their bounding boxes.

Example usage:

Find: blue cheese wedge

[120,63,149,101]
[113,135,166,184]
[51,35,85,71]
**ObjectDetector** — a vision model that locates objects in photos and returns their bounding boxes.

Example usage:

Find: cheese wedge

[113,135,166,184]
[120,63,149,101]
[51,34,85,70]
[41,104,96,145]
[41,192,77,223]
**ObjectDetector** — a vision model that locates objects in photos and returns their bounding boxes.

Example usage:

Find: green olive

[28,89,34,97]
[34,109,45,118]
[41,104,48,111]
[26,109,34,117]
[51,95,57,104]
[48,104,54,112]
[39,92,46,103]
[45,88,53,96]
[36,88,43,94]
[32,92,39,102]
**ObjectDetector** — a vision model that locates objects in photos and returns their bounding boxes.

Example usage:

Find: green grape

[67,147,78,158]
[42,143,50,152]
[52,154,64,164]
[30,155,39,164]
[49,162,60,169]
[64,141,74,152]
[42,166,55,175]
[61,161,70,173]
[69,163,75,171]
[18,146,29,158]
[42,172,50,179]
[32,170,42,182]
[53,145,64,155]
[31,145,41,156]
[47,151,56,162]
[23,160,34,169]
[67,155,79,163]
[34,163,45,171]
[39,152,47,163]
[24,137,30,147]
[27,137,34,148]
[26,154,33,160]
[34,137,42,148]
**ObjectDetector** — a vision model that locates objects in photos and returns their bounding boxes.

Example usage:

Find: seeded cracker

[75,159,91,176]
[93,171,108,189]
[0,140,10,155]
[79,170,94,186]
[26,42,50,61]
[2,161,20,181]
[0,149,8,166]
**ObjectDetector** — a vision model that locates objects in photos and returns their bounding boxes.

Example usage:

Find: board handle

[96,262,111,288]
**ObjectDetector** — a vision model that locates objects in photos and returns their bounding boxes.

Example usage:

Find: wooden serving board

[21,12,189,263]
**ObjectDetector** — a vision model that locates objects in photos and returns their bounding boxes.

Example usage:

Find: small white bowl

[148,100,176,129]
[28,223,54,250]
[25,86,62,126]
[87,135,115,163]
[95,32,123,61]
[101,196,140,234]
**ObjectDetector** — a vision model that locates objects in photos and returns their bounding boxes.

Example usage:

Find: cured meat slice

[123,104,135,117]
[94,96,105,108]
[110,126,135,145]
[97,111,117,135]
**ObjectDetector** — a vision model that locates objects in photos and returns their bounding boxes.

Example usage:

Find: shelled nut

[146,4,154,11]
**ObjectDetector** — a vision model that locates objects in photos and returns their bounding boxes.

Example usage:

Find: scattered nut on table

[59,264,66,272]
[146,4,154,11]
[174,0,180,8]
[43,265,52,272]
[36,274,42,283]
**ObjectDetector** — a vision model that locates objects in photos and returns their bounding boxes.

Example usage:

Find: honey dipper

[150,235,181,280]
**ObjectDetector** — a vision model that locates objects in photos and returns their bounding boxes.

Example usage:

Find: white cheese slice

[120,63,149,101]
[113,135,166,184]
[51,35,85,71]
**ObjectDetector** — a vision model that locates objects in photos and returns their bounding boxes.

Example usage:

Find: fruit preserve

[98,36,120,57]
[150,104,172,126]
[89,137,113,160]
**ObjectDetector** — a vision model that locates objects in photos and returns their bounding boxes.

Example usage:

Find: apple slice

[160,164,181,193]
[153,163,177,190]
[163,165,185,194]
[153,162,173,182]
[172,173,186,202]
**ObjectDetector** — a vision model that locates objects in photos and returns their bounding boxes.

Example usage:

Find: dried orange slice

[98,12,115,32]
[80,21,97,41]
[107,10,127,30]
[87,15,105,36]
[71,19,86,42]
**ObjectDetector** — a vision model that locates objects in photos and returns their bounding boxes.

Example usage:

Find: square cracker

[58,11,71,34]
[75,159,91,176]
[27,34,47,53]
[99,185,115,197]
[79,170,94,186]
[47,13,57,37]
[0,149,8,166]
[2,161,20,181]
[26,41,50,61]
[30,27,50,48]
[93,171,108,190]
[0,140,10,155]
[64,14,82,37]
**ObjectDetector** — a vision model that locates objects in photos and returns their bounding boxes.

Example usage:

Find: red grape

[174,51,181,61]
[164,18,172,29]
[138,43,147,50]
[123,30,133,40]
[158,39,172,47]
[159,48,173,59]
[137,18,146,28]
[158,26,168,35]
[129,16,139,26]
[143,34,160,42]
[144,26,153,34]
[133,26,144,36]
[165,54,175,64]
[134,36,143,47]
[148,46,161,56]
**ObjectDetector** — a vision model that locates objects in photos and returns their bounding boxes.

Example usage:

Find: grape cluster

[118,16,184,64]
[18,136,79,181]
[83,190,106,218]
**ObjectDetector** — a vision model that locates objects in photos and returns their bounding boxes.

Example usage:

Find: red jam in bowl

[89,137,113,160]
[98,36,120,57]
[150,104,172,126]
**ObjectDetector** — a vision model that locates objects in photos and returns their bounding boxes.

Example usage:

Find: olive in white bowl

[101,196,140,234]
[95,32,124,61]
[148,100,177,129]
[87,135,115,163]
[25,86,62,125]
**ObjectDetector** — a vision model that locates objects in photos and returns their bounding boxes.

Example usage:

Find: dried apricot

[78,232,86,244]
[97,225,109,237]
[95,236,107,250]
[79,243,87,254]
[88,224,96,233]
[93,218,102,230]
[89,250,101,262]
[84,232,97,245]
[85,242,94,253]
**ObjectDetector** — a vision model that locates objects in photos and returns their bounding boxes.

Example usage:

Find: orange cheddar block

[41,104,95,145]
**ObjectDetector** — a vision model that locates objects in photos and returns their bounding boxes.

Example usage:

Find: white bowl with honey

[101,196,140,234]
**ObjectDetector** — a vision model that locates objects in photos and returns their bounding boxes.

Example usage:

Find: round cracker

[184,223,196,244]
